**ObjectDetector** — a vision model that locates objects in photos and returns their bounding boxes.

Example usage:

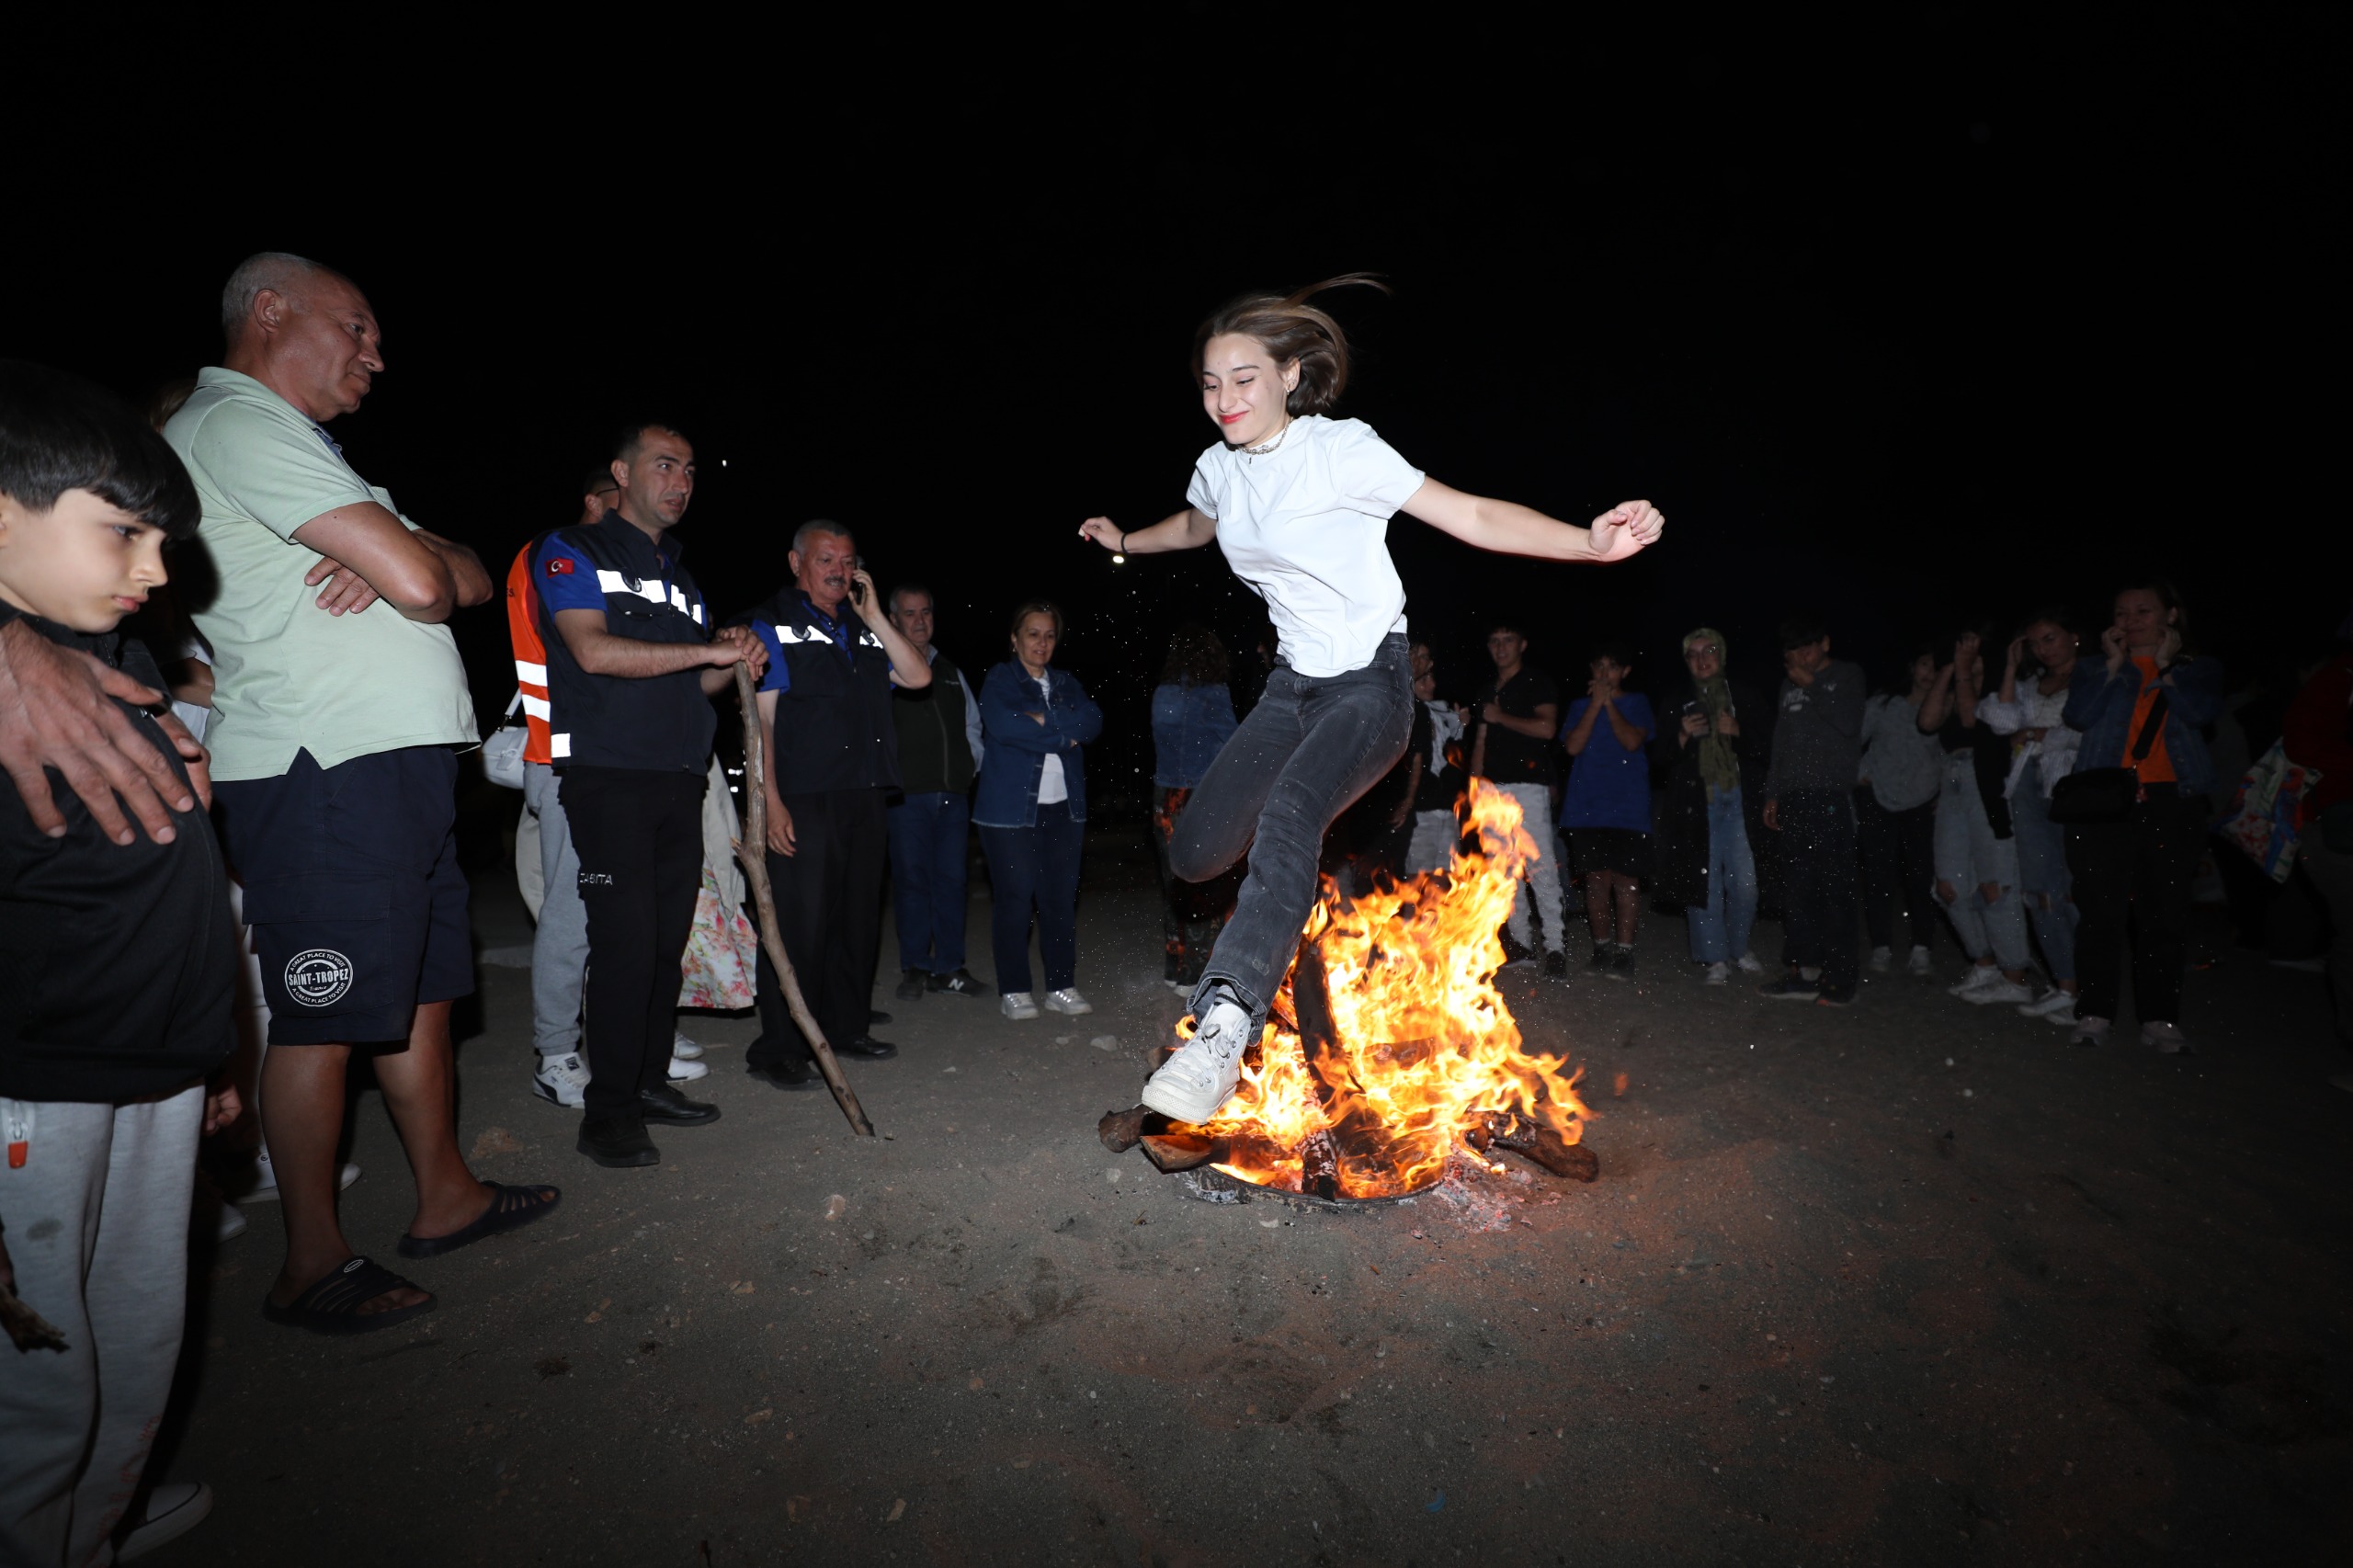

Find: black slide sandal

[262,1256,436,1335]
[395,1181,563,1260]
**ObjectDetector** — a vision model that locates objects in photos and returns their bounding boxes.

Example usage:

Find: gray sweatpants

[1499,782,1569,954]
[0,1083,203,1568]
[1405,809,1458,876]
[525,761,590,1058]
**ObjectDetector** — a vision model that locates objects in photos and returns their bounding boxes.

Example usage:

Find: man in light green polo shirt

[163,252,559,1334]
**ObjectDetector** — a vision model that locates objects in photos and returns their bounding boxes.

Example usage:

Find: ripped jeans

[1932,753,2030,972]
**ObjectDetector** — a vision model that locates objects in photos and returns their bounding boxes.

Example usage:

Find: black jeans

[750,787,887,1068]
[978,800,1084,995]
[1169,634,1415,1024]
[2063,790,2208,1025]
[1855,788,1938,953]
[560,767,706,1118]
[1776,787,1859,995]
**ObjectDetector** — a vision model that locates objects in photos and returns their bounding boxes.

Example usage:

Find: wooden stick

[732,665,875,1137]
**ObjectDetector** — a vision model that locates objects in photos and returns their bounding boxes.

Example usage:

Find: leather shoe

[836,1035,899,1060]
[893,968,926,1001]
[747,1059,823,1092]
[926,968,986,996]
[635,1085,721,1125]
[869,1008,892,1027]
[578,1114,658,1168]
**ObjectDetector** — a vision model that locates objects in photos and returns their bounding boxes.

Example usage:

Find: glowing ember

[1177,780,1592,1198]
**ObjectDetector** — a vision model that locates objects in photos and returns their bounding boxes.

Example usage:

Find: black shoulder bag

[2048,689,2168,825]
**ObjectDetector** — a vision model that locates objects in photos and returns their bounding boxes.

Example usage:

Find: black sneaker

[1608,947,1636,978]
[893,968,926,1001]
[926,968,987,997]
[1814,988,1855,1008]
[1497,930,1538,970]
[578,1114,658,1168]
[1541,948,1569,979]
[746,1058,823,1092]
[869,1008,892,1027]
[1759,975,1823,1002]
[1588,944,1613,971]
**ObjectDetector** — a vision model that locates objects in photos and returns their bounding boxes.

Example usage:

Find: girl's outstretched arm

[1404,480,1663,563]
[1078,508,1216,555]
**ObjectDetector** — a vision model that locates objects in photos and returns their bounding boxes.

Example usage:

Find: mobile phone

[849,554,869,605]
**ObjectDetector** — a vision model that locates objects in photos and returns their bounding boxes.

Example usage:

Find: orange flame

[1188,780,1589,1197]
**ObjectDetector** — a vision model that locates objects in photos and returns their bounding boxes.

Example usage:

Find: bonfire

[1109,781,1597,1200]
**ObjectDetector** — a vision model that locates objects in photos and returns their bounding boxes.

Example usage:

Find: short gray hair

[220,252,347,344]
[791,518,853,555]
[887,582,933,615]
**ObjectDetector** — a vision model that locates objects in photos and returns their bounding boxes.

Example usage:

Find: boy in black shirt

[1472,623,1568,968]
[0,364,237,1565]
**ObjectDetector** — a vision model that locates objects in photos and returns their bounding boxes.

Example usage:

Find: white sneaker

[214,1200,247,1242]
[1947,966,2001,997]
[2018,988,2078,1020]
[533,1051,592,1108]
[240,1151,360,1203]
[1701,961,1730,985]
[1000,992,1040,1021]
[2069,1015,2111,1047]
[670,1032,705,1062]
[1868,946,1893,973]
[2143,1020,2193,1055]
[1734,952,1765,974]
[666,1054,709,1083]
[1141,998,1254,1124]
[1041,988,1094,1016]
[1905,946,1934,975]
[118,1481,212,1562]
[1963,975,2034,1006]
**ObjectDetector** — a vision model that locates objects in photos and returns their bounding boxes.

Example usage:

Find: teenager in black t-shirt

[1471,624,1569,966]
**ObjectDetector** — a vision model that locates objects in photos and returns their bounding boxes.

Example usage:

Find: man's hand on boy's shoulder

[0,619,191,846]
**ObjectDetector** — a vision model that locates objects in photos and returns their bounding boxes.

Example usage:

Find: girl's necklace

[1240,419,1291,459]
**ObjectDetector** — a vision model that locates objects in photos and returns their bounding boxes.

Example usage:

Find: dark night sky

[14,11,2342,801]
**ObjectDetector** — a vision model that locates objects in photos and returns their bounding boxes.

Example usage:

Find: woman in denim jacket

[2059,580,2224,1052]
[1150,625,1240,992]
[972,602,1104,1022]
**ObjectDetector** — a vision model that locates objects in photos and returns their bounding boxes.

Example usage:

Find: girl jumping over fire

[1079,277,1664,1124]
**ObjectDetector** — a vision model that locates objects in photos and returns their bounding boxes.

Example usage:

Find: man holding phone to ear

[741,522,930,1089]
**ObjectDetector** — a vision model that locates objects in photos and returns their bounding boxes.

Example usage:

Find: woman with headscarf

[1653,628,1775,983]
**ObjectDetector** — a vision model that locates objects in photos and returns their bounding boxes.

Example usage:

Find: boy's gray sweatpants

[0,1083,202,1567]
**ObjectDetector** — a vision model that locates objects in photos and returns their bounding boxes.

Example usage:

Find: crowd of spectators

[3,247,2350,1562]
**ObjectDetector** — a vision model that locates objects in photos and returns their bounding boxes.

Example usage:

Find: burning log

[1140,1129,1228,1173]
[1464,1112,1599,1183]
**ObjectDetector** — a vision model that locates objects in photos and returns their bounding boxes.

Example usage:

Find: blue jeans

[886,790,971,973]
[2009,758,2077,983]
[1169,634,1415,1026]
[1685,782,1759,964]
[978,801,1083,995]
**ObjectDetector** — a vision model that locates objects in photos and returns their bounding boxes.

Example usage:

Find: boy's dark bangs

[0,360,202,540]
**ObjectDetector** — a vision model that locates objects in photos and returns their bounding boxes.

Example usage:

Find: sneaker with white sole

[533,1051,592,1108]
[1141,996,1255,1124]
[1701,960,1730,985]
[2018,988,2078,1020]
[1963,975,2035,1006]
[666,1054,709,1083]
[1905,945,1934,975]
[1734,951,1765,974]
[117,1481,212,1562]
[240,1150,360,1203]
[670,1032,705,1061]
[1947,966,2001,997]
[2069,1014,2111,1047]
[1000,992,1040,1020]
[2143,1020,2193,1054]
[1041,988,1094,1016]
[1868,946,1893,973]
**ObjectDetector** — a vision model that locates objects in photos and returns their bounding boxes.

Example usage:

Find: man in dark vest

[535,422,766,1165]
[884,583,987,1001]
[743,522,931,1089]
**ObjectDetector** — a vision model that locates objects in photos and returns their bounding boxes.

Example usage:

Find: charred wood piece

[1098,1106,1149,1153]
[1466,1113,1599,1182]
[1140,1130,1228,1174]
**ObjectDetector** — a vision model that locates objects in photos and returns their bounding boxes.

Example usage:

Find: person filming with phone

[742,523,930,1090]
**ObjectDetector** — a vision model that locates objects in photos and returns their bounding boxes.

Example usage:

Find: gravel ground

[148,836,2351,1565]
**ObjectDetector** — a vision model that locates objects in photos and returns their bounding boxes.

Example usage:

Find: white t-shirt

[1185,415,1425,678]
[1034,675,1068,804]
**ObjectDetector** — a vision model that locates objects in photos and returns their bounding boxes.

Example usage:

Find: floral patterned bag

[677,864,758,1009]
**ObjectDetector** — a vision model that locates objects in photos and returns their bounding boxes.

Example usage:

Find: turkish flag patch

[545,557,574,575]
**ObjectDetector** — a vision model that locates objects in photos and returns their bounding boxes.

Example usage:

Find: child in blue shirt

[1560,643,1655,975]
